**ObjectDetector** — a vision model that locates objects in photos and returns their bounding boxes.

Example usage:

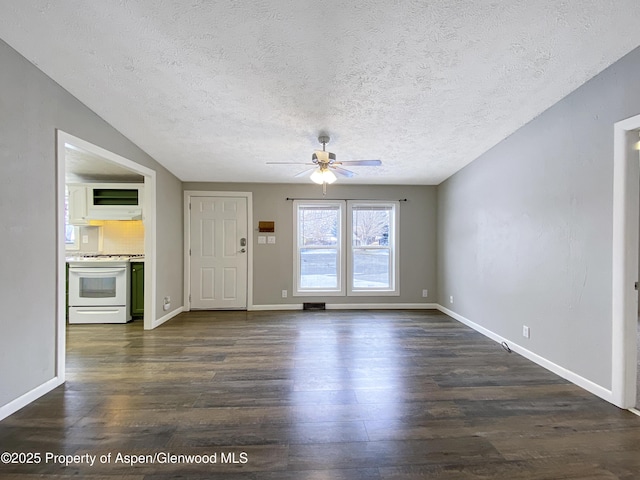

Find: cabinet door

[130,262,144,316]
[68,185,89,225]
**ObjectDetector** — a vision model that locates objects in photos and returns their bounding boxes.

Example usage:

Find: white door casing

[612,115,640,410]
[188,195,248,309]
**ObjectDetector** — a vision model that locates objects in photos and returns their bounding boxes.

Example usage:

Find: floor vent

[303,302,326,310]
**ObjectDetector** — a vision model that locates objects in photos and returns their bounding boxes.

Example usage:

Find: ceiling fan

[267,135,382,193]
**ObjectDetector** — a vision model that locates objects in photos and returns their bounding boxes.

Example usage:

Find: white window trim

[293,200,346,296]
[347,200,400,296]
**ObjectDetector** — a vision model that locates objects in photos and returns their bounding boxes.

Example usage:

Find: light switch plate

[267,236,276,244]
[258,236,266,244]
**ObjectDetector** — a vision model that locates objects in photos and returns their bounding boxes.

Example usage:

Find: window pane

[300,207,339,246]
[300,248,338,289]
[65,225,76,245]
[352,208,390,246]
[353,249,390,289]
[64,185,77,246]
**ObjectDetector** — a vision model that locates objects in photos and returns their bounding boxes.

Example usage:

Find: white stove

[67,255,143,324]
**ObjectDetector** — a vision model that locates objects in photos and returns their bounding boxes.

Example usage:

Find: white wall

[0,39,183,412]
[437,45,640,392]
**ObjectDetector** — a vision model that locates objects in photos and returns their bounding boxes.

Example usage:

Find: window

[293,200,399,296]
[65,185,80,250]
[293,200,345,295]
[348,201,399,295]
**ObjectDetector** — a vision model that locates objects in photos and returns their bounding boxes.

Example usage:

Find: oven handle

[69,268,126,276]
[74,309,122,314]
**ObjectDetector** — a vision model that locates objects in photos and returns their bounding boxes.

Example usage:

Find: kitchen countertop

[66,255,145,267]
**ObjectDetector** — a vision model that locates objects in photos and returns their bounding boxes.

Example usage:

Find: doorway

[56,131,157,381]
[184,191,253,311]
[612,116,640,411]
[637,141,640,410]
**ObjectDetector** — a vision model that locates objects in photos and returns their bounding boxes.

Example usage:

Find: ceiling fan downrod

[318,135,330,151]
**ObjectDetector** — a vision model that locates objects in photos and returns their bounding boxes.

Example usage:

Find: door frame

[57,130,157,348]
[183,191,253,311]
[612,114,640,409]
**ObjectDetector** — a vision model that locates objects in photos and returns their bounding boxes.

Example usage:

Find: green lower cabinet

[66,263,69,319]
[130,262,144,317]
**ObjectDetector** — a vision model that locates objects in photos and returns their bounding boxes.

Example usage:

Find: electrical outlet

[449,295,454,304]
[422,289,428,298]
[163,296,170,304]
[82,235,89,244]
[522,325,530,339]
[282,289,287,298]
[163,296,171,311]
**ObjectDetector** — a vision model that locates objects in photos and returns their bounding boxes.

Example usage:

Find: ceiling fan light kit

[310,167,337,185]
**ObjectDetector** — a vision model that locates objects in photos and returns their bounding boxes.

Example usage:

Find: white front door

[189,195,248,309]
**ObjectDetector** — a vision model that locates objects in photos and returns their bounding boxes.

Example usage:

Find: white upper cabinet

[67,184,89,225]
[68,183,144,222]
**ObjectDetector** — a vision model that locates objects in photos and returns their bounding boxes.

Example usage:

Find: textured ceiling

[2,1,640,185]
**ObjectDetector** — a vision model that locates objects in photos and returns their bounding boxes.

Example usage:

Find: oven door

[68,266,128,307]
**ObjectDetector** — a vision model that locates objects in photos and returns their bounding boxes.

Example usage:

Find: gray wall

[184,183,437,306]
[437,46,640,390]
[0,39,183,408]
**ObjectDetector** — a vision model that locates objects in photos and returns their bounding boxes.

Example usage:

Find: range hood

[85,207,142,221]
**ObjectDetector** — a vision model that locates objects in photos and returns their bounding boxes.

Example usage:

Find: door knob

[239,248,246,253]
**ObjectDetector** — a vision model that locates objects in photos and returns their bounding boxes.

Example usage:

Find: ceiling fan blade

[294,167,317,178]
[331,166,356,178]
[266,162,315,165]
[336,159,382,166]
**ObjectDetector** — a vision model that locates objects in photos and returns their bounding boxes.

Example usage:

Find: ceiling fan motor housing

[312,151,336,164]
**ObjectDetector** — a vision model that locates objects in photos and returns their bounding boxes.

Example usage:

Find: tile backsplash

[74,220,145,254]
[93,220,145,254]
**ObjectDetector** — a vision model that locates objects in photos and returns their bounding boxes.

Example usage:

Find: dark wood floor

[1,310,640,479]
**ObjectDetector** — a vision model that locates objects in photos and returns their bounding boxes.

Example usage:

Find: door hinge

[189,202,191,210]
[189,248,191,256]
[189,294,191,302]
[635,282,638,291]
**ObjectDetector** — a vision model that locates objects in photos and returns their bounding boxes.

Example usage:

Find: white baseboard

[436,305,614,404]
[151,305,184,329]
[0,376,64,422]
[249,303,438,311]
[326,303,438,310]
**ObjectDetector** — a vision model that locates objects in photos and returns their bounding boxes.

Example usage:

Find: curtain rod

[285,197,408,202]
